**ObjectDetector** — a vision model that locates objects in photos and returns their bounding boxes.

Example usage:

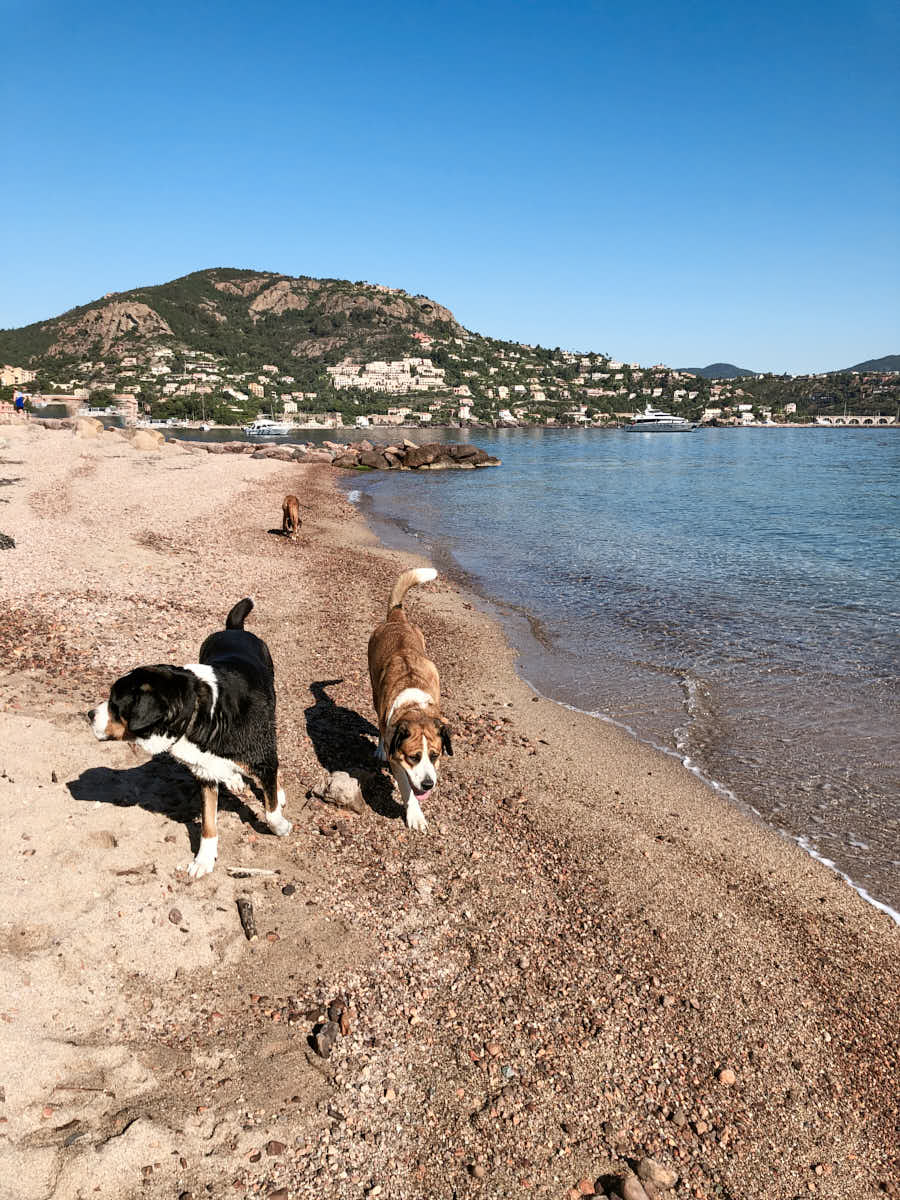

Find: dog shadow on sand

[67,755,271,854]
[303,679,403,820]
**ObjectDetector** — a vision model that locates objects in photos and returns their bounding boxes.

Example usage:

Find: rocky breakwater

[33,415,172,452]
[171,436,501,471]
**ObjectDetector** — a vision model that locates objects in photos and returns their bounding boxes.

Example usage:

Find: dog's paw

[405,801,428,834]
[187,836,217,878]
[266,812,293,838]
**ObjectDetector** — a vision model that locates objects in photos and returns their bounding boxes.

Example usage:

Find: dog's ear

[389,723,409,757]
[126,687,168,735]
[439,723,453,756]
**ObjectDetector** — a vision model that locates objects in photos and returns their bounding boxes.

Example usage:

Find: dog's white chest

[138,734,244,791]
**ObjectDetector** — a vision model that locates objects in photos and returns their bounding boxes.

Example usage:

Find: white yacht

[624,403,697,432]
[242,415,293,436]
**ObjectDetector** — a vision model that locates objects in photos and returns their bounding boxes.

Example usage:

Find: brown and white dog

[282,494,301,537]
[368,567,452,832]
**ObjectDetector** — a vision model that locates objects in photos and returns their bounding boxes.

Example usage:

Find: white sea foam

[795,837,900,926]
[523,675,900,928]
[346,489,361,504]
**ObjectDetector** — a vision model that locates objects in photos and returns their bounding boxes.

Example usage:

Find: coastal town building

[1,365,36,387]
[327,357,447,394]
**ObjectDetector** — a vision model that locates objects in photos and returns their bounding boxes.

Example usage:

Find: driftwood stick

[225,866,278,877]
[236,897,258,940]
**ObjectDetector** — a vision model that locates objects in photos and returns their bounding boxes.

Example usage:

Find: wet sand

[0,420,897,1200]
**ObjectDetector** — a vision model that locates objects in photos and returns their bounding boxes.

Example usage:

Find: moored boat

[243,416,293,436]
[625,404,697,432]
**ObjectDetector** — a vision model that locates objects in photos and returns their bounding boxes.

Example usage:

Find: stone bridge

[815,414,896,426]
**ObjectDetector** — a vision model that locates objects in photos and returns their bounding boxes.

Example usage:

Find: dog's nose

[421,776,435,792]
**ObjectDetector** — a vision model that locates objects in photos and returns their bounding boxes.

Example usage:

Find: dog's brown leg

[201,783,218,838]
[188,783,219,878]
[261,766,292,838]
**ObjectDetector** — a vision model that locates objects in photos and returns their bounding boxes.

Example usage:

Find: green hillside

[2,269,898,425]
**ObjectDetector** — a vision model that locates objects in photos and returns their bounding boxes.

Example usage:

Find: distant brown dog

[282,495,301,537]
[368,567,452,832]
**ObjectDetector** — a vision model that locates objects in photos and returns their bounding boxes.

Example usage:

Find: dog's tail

[388,567,437,614]
[226,597,254,630]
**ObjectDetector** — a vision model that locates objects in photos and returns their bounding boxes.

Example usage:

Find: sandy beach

[0,419,897,1200]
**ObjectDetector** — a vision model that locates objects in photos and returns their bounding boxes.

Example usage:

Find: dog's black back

[193,599,277,768]
[199,597,274,684]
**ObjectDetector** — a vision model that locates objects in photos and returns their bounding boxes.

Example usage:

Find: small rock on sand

[129,430,164,452]
[619,1176,650,1200]
[637,1158,678,1189]
[313,1020,340,1058]
[319,771,365,815]
[88,830,118,849]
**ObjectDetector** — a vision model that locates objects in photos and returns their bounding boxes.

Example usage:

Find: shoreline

[25,411,894,435]
[0,421,897,1199]
[341,473,900,927]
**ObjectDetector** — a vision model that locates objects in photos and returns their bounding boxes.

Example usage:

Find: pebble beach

[0,419,897,1200]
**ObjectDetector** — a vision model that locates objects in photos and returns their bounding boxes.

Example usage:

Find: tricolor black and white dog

[89,598,290,878]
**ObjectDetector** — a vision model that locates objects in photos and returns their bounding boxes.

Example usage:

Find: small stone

[718,1067,737,1085]
[693,1119,708,1135]
[620,1177,651,1200]
[313,1020,340,1058]
[89,830,118,849]
[281,884,296,896]
[265,1140,285,1156]
[471,1164,486,1178]
[637,1158,678,1190]
[486,1042,501,1057]
[268,1191,289,1200]
[327,997,346,1023]
[579,1179,595,1195]
[51,770,58,783]
[320,771,365,815]
[168,908,183,926]
[670,1108,687,1128]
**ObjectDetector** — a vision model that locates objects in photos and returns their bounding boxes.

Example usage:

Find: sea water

[338,426,900,919]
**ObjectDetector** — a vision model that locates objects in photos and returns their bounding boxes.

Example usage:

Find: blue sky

[2,0,898,373]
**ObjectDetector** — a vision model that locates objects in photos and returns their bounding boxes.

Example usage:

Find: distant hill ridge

[0,267,463,371]
[846,355,900,372]
[679,363,756,379]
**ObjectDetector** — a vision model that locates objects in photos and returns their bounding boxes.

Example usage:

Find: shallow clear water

[339,426,900,917]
